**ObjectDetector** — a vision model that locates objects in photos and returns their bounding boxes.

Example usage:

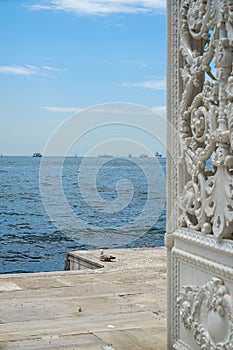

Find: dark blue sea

[0,156,166,274]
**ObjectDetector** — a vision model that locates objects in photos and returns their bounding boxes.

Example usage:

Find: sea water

[0,156,166,274]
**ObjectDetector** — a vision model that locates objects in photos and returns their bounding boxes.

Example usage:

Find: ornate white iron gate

[166,1,233,349]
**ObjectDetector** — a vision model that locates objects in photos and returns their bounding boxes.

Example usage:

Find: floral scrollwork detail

[204,148,233,238]
[186,0,211,39]
[179,0,233,239]
[177,277,233,349]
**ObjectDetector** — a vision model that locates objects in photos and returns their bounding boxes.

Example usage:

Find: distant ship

[97,154,113,158]
[139,153,148,158]
[32,152,43,157]
[155,152,162,158]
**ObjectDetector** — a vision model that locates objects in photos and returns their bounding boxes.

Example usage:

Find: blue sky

[0,0,166,156]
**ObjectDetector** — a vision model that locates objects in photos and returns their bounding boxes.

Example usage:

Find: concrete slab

[0,247,166,350]
[0,281,21,292]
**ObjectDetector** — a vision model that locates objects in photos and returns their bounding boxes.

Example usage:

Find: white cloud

[106,23,125,28]
[0,65,61,77]
[29,0,166,15]
[123,78,166,90]
[151,105,166,116]
[42,106,83,113]
[124,60,148,67]
[0,65,38,76]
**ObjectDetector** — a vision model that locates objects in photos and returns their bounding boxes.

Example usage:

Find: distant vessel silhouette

[155,152,162,158]
[139,153,148,158]
[97,154,113,158]
[32,152,43,157]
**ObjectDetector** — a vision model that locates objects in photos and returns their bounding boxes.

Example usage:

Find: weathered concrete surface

[0,247,166,350]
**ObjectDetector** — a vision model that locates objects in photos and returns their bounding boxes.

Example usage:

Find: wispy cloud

[151,105,166,116]
[123,60,148,67]
[106,23,125,28]
[29,0,166,15]
[42,106,83,113]
[123,78,166,90]
[0,65,62,77]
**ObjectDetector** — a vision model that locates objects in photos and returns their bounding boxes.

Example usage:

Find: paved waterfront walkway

[0,247,166,350]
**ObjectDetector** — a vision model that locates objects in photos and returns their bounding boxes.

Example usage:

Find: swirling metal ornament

[187,0,211,39]
[177,278,233,349]
[179,0,233,238]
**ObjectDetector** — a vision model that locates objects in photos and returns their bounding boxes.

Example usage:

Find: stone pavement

[0,247,167,350]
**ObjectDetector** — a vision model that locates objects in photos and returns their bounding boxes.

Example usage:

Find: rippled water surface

[0,156,166,274]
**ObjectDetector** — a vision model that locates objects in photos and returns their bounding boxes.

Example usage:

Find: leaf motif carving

[205,165,233,238]
[178,0,233,239]
[177,278,233,349]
